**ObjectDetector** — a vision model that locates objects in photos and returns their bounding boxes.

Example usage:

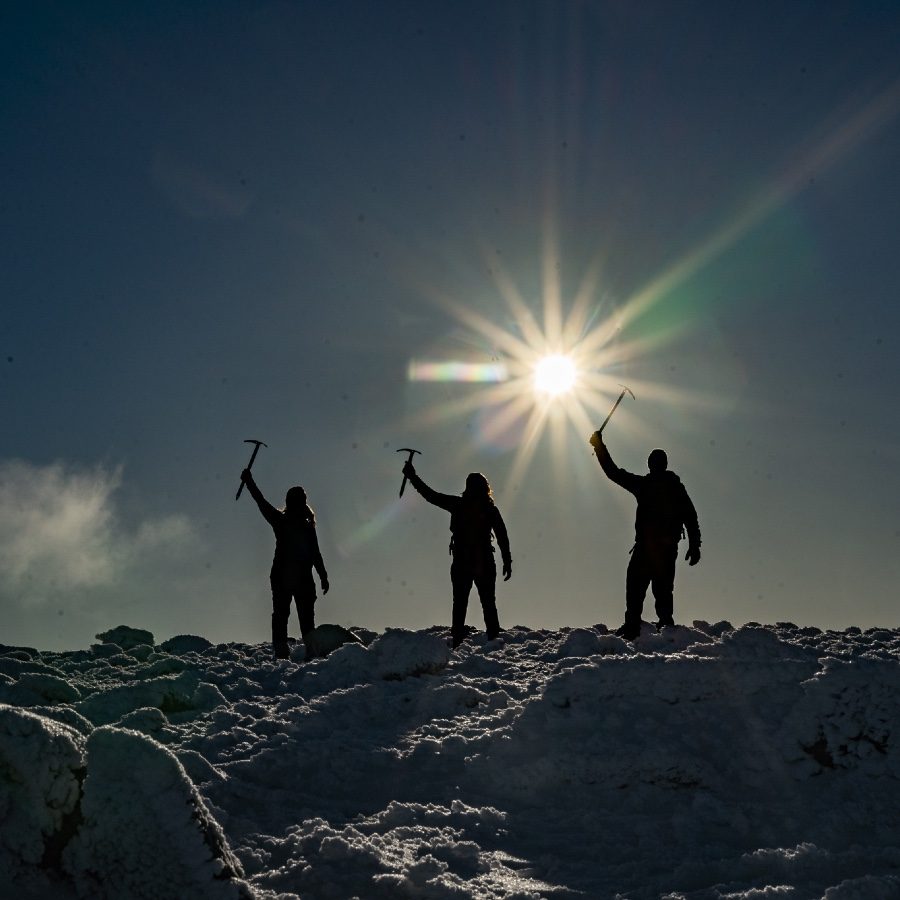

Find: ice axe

[396,448,421,497]
[235,439,268,500]
[592,385,635,444]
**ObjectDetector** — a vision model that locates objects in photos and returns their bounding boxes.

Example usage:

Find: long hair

[284,486,316,524]
[462,472,494,506]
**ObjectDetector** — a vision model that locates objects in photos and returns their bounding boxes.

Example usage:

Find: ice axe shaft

[596,385,635,436]
[236,439,268,500]
[397,448,421,497]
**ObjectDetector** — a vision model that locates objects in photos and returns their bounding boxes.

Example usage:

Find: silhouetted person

[590,432,700,640]
[241,468,329,659]
[402,460,512,648]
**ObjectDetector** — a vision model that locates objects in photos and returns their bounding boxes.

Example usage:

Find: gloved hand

[589,431,604,449]
[685,546,701,566]
[503,561,512,581]
[321,575,330,595]
[241,468,254,483]
[402,460,416,478]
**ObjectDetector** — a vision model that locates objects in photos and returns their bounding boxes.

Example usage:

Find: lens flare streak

[408,360,509,383]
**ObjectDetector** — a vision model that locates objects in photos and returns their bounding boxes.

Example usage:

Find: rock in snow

[302,624,363,659]
[1,620,900,899]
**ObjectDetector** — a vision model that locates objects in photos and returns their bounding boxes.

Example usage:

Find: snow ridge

[1,621,899,899]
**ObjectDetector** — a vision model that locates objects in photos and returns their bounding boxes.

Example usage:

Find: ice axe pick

[397,448,421,497]
[235,439,268,500]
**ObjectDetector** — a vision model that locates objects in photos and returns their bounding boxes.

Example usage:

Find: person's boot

[615,622,640,641]
[451,601,468,649]
[273,642,290,660]
[483,605,501,642]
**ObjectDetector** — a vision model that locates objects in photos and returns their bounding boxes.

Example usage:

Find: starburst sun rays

[404,235,695,507]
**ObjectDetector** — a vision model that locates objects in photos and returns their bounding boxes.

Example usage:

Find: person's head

[647,449,668,473]
[462,472,493,503]
[285,486,307,509]
[284,486,316,523]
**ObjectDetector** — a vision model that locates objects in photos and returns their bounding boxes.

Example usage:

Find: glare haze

[2,1,900,649]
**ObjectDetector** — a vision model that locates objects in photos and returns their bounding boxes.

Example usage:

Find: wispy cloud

[0,460,194,604]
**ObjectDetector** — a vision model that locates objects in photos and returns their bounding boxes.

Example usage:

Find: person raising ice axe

[589,396,700,640]
[400,453,512,649]
[240,463,329,660]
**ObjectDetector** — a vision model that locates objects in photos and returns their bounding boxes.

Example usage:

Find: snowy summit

[2,621,899,899]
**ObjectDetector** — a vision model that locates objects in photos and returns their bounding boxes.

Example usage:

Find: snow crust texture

[1,620,899,899]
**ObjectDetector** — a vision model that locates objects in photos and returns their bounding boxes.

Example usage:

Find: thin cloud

[0,460,194,605]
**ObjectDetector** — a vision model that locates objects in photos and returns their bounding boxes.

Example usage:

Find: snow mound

[28,704,94,737]
[17,671,82,704]
[370,628,451,679]
[250,800,551,900]
[634,622,714,652]
[63,725,253,900]
[95,626,155,650]
[90,642,124,658]
[823,875,900,898]
[160,634,214,655]
[556,627,606,658]
[696,623,814,660]
[117,706,174,739]
[0,670,82,707]
[75,670,225,725]
[0,704,85,884]
[0,654,65,678]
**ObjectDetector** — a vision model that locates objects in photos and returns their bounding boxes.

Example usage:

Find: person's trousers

[271,576,316,649]
[450,559,500,646]
[625,541,678,628]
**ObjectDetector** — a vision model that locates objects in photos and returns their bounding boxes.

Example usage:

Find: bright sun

[534,354,577,396]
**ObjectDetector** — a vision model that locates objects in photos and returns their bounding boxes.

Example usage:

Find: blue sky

[2,1,900,649]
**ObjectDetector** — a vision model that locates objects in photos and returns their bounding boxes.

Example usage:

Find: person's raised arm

[589,432,642,494]
[241,469,281,528]
[402,461,457,513]
[492,507,512,581]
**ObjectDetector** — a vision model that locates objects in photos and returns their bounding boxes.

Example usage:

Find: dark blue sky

[3,1,900,648]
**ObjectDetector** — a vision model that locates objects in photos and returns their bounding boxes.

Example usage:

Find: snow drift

[1,621,899,899]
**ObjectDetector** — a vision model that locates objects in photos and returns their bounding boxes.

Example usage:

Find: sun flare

[534,354,577,396]
[400,219,713,510]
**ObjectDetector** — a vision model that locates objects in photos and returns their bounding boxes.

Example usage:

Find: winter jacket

[407,472,512,569]
[595,444,701,549]
[244,478,327,586]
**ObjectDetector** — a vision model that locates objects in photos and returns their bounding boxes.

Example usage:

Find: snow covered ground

[2,620,899,899]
